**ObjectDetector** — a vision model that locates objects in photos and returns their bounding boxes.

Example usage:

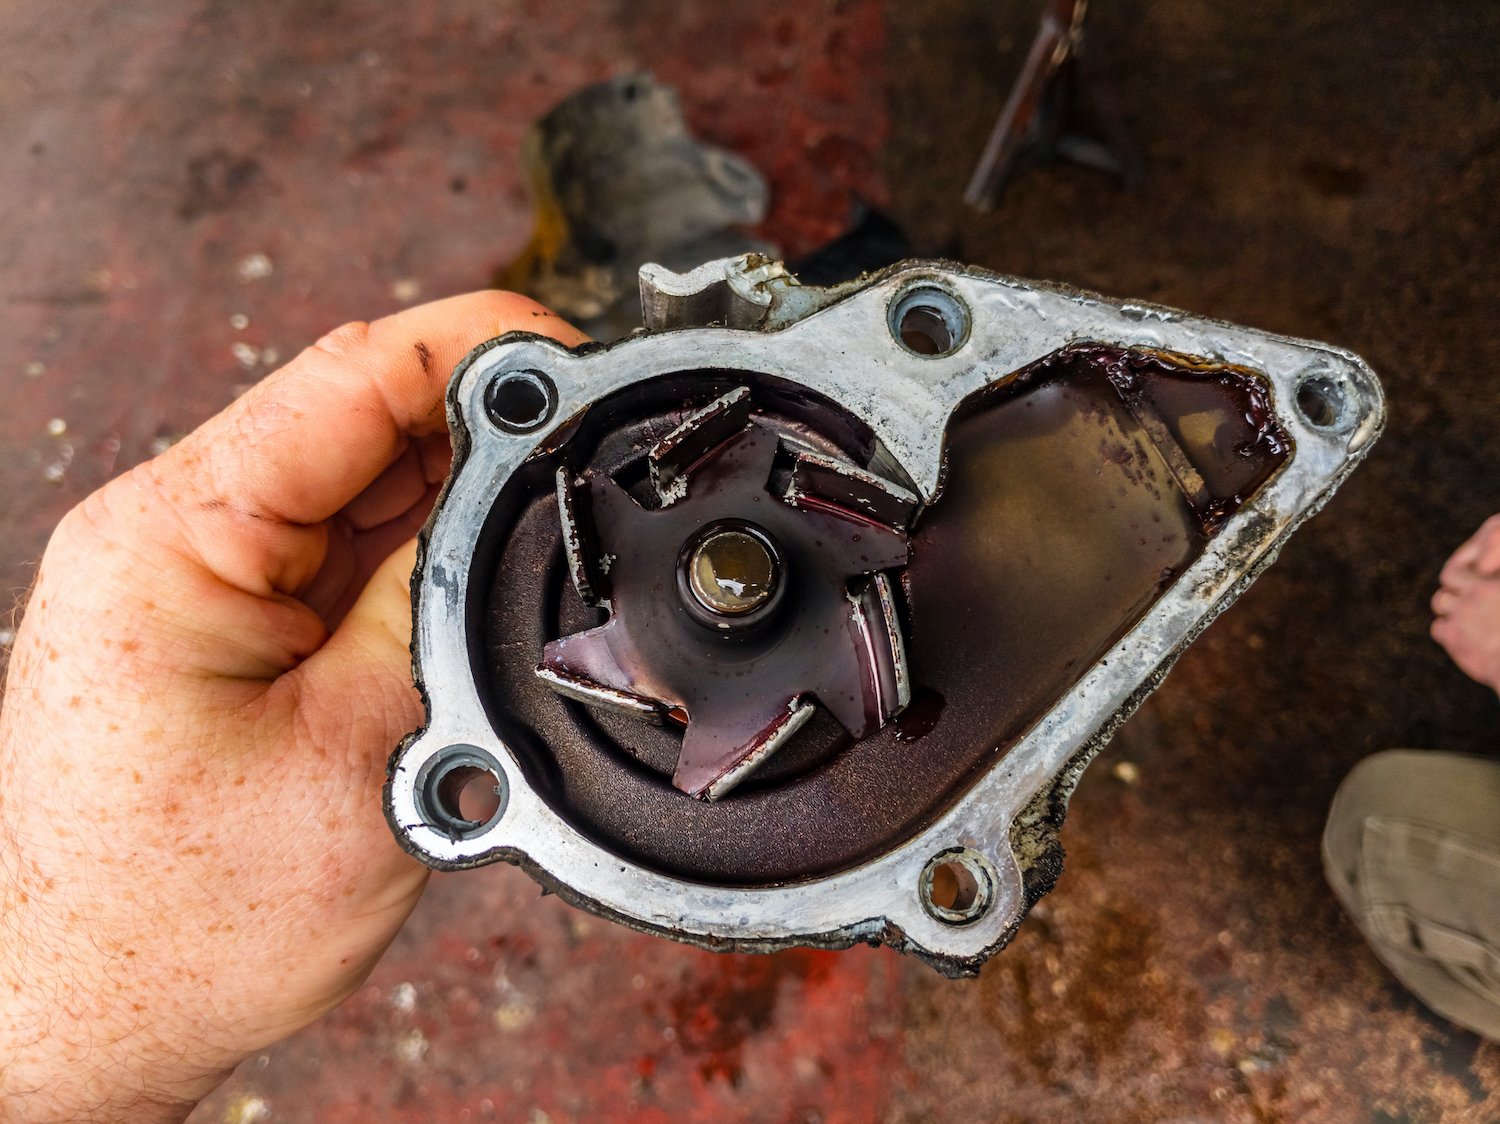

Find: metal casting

[385,255,1383,976]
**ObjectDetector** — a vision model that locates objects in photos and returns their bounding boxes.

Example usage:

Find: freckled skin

[0,292,587,1123]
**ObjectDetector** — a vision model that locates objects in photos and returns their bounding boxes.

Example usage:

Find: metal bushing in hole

[888,283,971,357]
[674,520,788,634]
[485,369,557,434]
[1294,375,1352,432]
[415,744,510,840]
[919,848,997,925]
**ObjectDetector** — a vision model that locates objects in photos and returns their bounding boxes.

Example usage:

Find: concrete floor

[3,1,1499,1121]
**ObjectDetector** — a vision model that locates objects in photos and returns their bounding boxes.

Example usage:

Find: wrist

[0,861,234,1123]
[0,995,231,1122]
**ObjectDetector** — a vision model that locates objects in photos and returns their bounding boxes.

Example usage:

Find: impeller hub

[684,526,778,617]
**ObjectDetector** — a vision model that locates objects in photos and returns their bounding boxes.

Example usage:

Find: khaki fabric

[1323,749,1500,1040]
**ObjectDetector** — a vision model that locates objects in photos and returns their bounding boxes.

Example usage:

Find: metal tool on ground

[965,0,1141,209]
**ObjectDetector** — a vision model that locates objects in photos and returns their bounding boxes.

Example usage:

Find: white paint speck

[0,630,15,647]
[260,346,278,367]
[392,278,421,303]
[238,253,273,281]
[494,1000,536,1032]
[224,1094,271,1124]
[230,313,250,330]
[394,1028,428,1064]
[1112,761,1140,784]
[45,418,66,436]
[231,342,261,368]
[23,361,44,378]
[389,981,417,1012]
[631,974,646,990]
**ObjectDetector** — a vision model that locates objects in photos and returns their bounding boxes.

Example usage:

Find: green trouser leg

[1325,749,1500,1039]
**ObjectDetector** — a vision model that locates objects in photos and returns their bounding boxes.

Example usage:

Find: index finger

[150,290,587,598]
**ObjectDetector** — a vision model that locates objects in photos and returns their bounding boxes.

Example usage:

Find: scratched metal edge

[384,332,579,852]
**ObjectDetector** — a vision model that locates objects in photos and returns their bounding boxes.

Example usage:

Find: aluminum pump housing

[385,255,1384,977]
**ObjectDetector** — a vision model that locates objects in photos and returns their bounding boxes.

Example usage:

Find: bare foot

[1432,513,1500,696]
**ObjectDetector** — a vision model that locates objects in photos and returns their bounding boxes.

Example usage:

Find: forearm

[0,695,231,1122]
[0,896,229,1124]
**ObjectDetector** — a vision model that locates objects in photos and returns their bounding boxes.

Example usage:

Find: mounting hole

[485,369,557,433]
[889,286,970,357]
[920,848,995,925]
[1295,376,1347,430]
[444,767,504,823]
[416,745,509,839]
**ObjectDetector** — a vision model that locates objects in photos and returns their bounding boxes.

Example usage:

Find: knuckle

[311,320,372,359]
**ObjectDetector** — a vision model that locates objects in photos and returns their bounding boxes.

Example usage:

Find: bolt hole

[889,286,970,357]
[417,745,509,839]
[485,370,556,433]
[900,306,952,355]
[438,766,503,825]
[1295,377,1344,429]
[929,861,979,912]
[919,848,995,925]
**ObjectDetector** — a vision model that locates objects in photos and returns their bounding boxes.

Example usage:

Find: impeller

[537,386,914,799]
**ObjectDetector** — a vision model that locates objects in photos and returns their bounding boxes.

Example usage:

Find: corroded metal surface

[388,259,1380,975]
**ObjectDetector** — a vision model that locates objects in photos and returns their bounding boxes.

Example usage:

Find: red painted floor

[4,2,1500,1122]
[232,865,903,1124]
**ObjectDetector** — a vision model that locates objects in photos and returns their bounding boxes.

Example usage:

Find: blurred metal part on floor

[494,73,777,341]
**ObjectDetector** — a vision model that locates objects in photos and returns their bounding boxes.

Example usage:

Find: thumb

[303,537,426,756]
[338,536,420,653]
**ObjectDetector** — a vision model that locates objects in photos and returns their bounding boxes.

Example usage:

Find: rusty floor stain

[2,1,1499,1122]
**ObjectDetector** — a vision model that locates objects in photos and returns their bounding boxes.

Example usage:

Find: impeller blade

[673,693,811,799]
[538,617,679,722]
[648,386,752,506]
[541,411,914,802]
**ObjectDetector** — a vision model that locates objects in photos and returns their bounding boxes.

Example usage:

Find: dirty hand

[1431,513,1500,696]
[0,292,586,1122]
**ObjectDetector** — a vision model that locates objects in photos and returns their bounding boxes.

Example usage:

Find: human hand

[0,292,587,1122]
[1431,512,1500,697]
